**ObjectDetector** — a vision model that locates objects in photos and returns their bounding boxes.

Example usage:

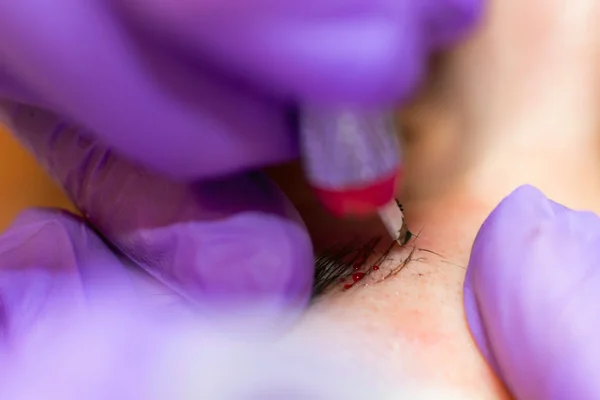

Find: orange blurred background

[0,124,74,231]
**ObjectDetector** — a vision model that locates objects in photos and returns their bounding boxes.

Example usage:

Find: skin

[271,0,600,397]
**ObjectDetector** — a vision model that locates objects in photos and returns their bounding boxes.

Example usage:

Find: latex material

[0,0,483,178]
[465,185,600,399]
[0,103,313,313]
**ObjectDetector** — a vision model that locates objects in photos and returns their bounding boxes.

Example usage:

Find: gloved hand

[0,0,483,311]
[464,185,600,399]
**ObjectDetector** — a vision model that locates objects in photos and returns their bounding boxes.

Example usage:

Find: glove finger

[0,0,295,179]
[3,104,314,316]
[464,185,600,399]
[0,208,180,343]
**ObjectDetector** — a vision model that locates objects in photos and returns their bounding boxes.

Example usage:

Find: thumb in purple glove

[464,185,600,399]
[0,102,313,315]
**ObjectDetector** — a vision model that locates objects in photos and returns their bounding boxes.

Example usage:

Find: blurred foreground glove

[0,0,483,311]
[0,289,466,400]
[464,185,600,399]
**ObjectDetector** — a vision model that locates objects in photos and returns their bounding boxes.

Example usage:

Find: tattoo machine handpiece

[300,107,409,244]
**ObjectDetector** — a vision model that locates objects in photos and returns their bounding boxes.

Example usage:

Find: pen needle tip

[378,200,411,245]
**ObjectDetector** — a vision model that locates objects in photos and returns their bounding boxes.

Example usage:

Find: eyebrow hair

[312,236,396,298]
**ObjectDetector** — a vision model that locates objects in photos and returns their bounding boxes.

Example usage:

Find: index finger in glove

[1,103,314,317]
[464,185,600,399]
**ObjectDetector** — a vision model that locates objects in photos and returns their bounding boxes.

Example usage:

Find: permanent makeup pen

[300,107,410,244]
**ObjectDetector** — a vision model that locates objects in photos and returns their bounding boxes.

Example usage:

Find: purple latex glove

[465,185,600,399]
[1,103,312,313]
[0,1,483,311]
[0,0,483,177]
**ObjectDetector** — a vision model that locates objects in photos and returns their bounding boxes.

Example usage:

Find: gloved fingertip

[192,212,314,311]
[466,184,553,292]
[464,185,554,377]
[465,185,600,399]
[130,207,315,323]
[473,185,553,248]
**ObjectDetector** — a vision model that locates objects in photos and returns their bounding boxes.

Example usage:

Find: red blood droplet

[352,272,365,282]
[343,284,353,290]
[372,265,380,270]
[353,264,361,271]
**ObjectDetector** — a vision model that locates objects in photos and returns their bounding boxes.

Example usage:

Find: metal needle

[378,200,412,245]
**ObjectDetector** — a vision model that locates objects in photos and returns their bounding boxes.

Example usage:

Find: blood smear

[352,272,365,282]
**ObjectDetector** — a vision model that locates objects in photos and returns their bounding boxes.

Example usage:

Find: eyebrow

[312,236,397,298]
